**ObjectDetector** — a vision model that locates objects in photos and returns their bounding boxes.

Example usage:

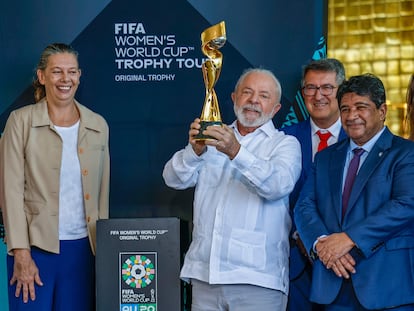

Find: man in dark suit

[283,58,347,311]
[295,73,414,310]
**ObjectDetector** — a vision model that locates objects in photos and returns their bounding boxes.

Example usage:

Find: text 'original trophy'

[194,21,226,140]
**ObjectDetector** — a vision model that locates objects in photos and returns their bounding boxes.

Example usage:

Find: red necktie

[316,130,332,151]
[342,148,365,218]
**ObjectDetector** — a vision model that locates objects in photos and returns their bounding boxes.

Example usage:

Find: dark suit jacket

[283,119,347,279]
[283,119,347,208]
[294,127,414,309]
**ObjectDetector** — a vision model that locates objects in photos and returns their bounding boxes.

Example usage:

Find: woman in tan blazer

[0,43,109,311]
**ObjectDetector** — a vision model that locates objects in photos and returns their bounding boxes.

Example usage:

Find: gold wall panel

[328,0,414,137]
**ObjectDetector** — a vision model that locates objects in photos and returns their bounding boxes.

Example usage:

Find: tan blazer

[0,99,109,255]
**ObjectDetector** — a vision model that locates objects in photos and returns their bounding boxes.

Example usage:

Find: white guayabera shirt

[163,120,301,294]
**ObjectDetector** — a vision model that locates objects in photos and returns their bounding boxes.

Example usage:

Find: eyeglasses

[302,84,337,96]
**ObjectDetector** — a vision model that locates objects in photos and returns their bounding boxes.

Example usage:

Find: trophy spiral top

[201,21,226,61]
[200,21,226,89]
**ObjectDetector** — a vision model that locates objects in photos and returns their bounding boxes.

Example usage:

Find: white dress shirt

[310,117,342,159]
[163,120,301,293]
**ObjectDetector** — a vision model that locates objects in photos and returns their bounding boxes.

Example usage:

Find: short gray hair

[234,68,282,104]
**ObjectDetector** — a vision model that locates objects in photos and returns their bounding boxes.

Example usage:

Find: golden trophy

[194,21,226,140]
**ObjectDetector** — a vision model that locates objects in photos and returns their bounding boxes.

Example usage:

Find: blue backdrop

[0,1,327,309]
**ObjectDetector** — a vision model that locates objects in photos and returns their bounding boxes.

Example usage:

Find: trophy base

[194,120,222,140]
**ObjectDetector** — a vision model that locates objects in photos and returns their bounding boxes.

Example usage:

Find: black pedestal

[96,218,189,311]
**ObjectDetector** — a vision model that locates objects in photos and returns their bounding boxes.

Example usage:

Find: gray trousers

[191,279,288,311]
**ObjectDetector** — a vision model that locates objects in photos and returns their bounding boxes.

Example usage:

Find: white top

[54,121,88,240]
[163,120,301,293]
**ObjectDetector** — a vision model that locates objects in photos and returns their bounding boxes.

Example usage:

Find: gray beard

[234,104,273,128]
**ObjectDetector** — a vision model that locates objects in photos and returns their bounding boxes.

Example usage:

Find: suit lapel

[345,128,393,217]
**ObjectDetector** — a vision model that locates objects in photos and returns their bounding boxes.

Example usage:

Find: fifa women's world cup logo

[195,21,226,140]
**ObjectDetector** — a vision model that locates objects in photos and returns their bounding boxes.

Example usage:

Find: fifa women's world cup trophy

[194,21,226,140]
